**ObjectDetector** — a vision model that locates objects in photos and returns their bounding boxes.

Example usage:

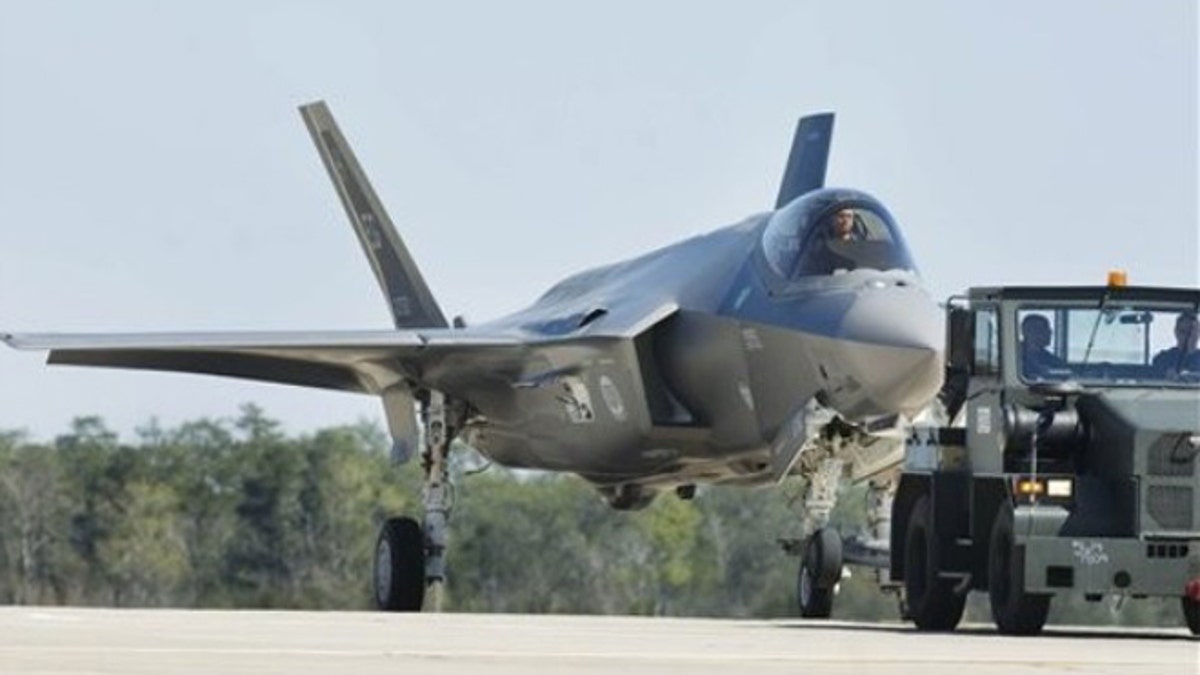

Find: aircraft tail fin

[299,101,449,329]
[774,113,835,209]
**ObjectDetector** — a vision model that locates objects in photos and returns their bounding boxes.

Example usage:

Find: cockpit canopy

[761,188,916,279]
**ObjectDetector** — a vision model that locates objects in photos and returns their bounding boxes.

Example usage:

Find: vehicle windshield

[1017,304,1200,387]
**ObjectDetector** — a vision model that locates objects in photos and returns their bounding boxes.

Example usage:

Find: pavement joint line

[0,647,1188,665]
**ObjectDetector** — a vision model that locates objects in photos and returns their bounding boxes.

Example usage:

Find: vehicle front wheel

[1182,596,1200,636]
[988,504,1050,635]
[903,495,966,631]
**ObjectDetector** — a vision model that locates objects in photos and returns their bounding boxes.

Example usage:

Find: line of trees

[0,405,1184,628]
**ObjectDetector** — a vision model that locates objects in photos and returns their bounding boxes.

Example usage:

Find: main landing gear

[374,390,455,612]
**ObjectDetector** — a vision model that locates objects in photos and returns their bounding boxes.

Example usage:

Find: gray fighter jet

[3,102,943,614]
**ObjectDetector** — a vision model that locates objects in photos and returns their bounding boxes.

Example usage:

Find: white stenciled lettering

[1071,540,1110,566]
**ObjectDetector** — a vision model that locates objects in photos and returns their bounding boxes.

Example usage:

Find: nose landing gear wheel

[375,516,426,612]
[797,527,843,618]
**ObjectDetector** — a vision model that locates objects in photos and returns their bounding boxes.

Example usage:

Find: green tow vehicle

[893,281,1200,635]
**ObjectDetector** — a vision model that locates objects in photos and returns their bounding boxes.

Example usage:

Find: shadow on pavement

[769,620,1195,642]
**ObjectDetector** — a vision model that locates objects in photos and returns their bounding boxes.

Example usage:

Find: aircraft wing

[0,329,536,396]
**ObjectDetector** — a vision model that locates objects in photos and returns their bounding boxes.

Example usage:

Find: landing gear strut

[373,390,455,612]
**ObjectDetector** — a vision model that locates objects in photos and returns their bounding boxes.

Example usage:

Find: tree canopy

[0,407,1184,628]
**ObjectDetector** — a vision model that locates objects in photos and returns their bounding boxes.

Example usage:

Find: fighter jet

[3,102,943,615]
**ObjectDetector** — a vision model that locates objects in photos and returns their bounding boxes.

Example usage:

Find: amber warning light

[1107,269,1128,287]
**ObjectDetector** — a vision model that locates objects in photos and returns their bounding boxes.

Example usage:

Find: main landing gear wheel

[903,495,965,631]
[375,516,426,612]
[797,527,843,618]
[988,504,1050,635]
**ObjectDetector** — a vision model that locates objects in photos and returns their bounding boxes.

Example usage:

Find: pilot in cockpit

[830,208,864,242]
[763,195,915,279]
[807,207,865,274]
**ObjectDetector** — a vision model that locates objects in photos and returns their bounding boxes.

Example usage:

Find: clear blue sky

[1,0,1196,438]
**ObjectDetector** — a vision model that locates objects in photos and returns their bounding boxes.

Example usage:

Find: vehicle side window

[973,308,1000,376]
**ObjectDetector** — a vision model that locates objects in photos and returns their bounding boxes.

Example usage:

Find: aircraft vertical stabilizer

[300,101,448,329]
[774,113,835,209]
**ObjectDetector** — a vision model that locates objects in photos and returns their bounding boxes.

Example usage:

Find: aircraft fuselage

[454,189,942,490]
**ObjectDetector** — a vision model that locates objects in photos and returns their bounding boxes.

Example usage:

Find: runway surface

[0,607,1194,674]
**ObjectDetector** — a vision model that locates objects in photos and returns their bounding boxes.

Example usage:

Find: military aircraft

[3,102,943,615]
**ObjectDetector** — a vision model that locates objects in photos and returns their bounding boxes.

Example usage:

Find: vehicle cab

[895,279,1200,636]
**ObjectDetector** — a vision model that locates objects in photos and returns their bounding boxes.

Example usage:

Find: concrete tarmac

[0,607,1194,674]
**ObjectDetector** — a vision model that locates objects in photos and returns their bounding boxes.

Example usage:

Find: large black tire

[797,527,842,618]
[988,504,1050,635]
[1182,597,1200,637]
[903,495,966,631]
[375,516,426,612]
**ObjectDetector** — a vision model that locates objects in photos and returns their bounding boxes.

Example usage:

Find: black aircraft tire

[988,504,1050,636]
[374,516,426,612]
[1182,597,1200,636]
[903,495,966,632]
[797,528,842,618]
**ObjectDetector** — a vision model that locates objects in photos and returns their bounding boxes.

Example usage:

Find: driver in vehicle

[1020,314,1067,379]
[1152,311,1200,377]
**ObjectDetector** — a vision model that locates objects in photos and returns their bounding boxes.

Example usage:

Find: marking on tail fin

[300,101,448,329]
[775,113,835,209]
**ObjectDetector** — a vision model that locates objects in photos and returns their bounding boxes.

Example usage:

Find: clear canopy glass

[762,190,916,279]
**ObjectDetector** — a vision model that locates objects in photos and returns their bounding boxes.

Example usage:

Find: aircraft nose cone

[830,284,944,418]
[839,283,942,352]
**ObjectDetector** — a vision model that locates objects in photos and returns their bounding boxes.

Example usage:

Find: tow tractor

[793,277,1200,635]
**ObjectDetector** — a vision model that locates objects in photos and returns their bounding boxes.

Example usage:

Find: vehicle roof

[964,285,1200,304]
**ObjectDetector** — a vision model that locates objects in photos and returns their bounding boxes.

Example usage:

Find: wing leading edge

[1,330,527,396]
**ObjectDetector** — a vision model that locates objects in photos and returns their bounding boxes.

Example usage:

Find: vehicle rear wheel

[1182,597,1200,636]
[797,527,842,618]
[375,516,426,612]
[988,504,1050,635]
[903,495,966,631]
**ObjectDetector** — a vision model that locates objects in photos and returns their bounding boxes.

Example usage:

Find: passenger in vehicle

[1152,312,1200,377]
[1020,314,1066,379]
